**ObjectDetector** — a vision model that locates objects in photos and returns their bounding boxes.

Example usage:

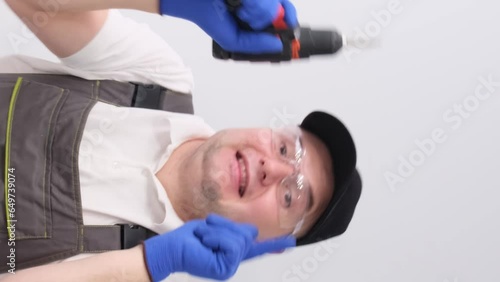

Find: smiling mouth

[236,151,248,198]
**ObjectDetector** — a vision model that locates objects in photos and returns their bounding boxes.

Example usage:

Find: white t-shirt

[0,9,215,281]
[79,103,214,236]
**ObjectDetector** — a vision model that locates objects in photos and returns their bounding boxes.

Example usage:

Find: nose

[259,157,296,187]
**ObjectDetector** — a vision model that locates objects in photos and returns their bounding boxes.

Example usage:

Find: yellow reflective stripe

[4,77,22,238]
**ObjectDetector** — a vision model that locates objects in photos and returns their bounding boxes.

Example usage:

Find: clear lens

[277,175,310,229]
[272,126,310,232]
[272,127,303,162]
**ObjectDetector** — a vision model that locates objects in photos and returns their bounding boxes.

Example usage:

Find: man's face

[181,127,334,240]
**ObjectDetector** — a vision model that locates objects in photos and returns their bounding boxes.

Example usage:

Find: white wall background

[1,0,499,281]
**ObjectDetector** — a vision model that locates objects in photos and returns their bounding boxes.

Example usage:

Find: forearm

[12,0,161,14]
[3,245,150,282]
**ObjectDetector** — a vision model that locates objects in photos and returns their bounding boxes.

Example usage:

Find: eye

[279,143,288,157]
[283,190,292,208]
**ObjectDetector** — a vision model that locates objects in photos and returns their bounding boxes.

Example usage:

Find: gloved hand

[159,0,298,53]
[143,214,296,282]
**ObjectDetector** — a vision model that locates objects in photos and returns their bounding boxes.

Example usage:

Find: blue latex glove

[143,214,296,282]
[159,0,298,53]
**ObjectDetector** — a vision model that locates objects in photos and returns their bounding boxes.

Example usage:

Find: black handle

[212,0,298,61]
[213,28,296,62]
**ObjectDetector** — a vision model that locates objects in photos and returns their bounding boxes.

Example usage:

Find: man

[1,0,361,281]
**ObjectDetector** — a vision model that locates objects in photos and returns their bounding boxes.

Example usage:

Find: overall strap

[80,225,157,251]
[130,83,195,114]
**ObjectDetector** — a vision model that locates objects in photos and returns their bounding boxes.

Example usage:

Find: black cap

[297,111,362,246]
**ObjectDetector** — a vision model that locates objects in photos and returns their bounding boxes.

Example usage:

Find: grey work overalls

[0,73,194,273]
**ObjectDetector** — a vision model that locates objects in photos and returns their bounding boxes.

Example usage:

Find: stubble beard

[180,141,228,220]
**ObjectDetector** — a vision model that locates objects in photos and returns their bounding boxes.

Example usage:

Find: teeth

[238,157,247,196]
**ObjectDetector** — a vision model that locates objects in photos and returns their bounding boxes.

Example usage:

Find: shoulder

[60,10,194,93]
